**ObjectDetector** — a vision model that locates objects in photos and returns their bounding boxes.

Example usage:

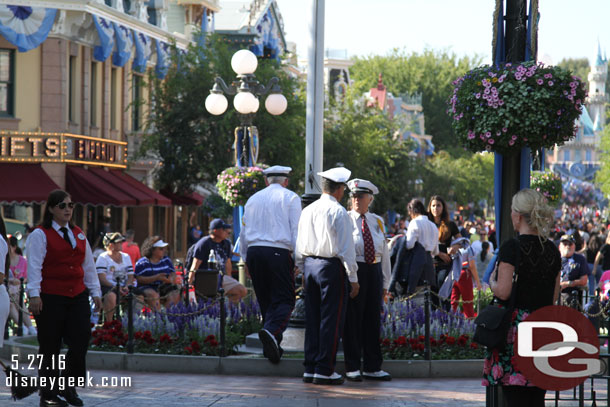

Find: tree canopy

[348,48,482,152]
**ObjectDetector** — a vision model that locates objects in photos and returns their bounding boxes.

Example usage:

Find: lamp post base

[301,193,321,208]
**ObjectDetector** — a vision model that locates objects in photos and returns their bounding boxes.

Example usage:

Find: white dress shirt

[295,194,358,282]
[240,183,302,261]
[349,210,391,290]
[26,220,101,298]
[405,215,440,256]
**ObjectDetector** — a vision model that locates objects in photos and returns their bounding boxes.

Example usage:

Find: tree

[595,125,610,196]
[138,35,306,194]
[323,93,417,214]
[348,49,482,152]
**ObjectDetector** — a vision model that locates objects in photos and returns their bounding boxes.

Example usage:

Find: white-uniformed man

[343,179,392,382]
[296,167,358,385]
[240,165,302,364]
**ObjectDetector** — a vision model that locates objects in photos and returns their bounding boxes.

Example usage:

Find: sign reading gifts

[0,132,127,168]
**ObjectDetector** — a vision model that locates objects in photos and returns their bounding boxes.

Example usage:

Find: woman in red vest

[26,190,102,407]
[0,214,10,348]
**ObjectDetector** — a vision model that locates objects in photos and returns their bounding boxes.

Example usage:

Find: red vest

[39,225,87,297]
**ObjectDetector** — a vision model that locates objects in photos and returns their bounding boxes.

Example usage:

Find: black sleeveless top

[497,234,561,311]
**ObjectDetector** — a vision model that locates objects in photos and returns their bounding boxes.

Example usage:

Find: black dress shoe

[40,394,68,407]
[59,387,84,407]
[259,329,281,364]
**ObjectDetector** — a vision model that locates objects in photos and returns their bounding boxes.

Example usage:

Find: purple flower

[475,93,481,99]
[485,131,491,138]
[536,79,544,85]
[502,127,508,132]
[488,138,495,144]
[548,81,554,86]
[557,110,562,115]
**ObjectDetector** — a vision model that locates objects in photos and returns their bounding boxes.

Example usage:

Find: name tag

[77,233,86,240]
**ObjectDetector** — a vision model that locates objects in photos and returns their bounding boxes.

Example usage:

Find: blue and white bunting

[92,15,114,62]
[133,31,152,73]
[155,39,170,79]
[112,22,132,67]
[0,6,57,52]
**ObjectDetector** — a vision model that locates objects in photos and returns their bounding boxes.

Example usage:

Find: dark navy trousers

[303,256,348,376]
[343,262,383,373]
[246,246,295,345]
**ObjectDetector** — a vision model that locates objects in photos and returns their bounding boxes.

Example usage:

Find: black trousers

[343,262,383,373]
[303,257,348,377]
[35,290,91,395]
[246,246,295,344]
[502,385,546,407]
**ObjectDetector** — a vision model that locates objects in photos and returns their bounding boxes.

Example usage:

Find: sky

[274,0,610,65]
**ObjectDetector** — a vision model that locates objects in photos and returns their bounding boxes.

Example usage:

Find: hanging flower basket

[530,171,562,206]
[448,61,587,154]
[216,166,267,207]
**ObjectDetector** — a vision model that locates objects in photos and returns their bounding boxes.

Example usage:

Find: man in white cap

[240,165,302,364]
[343,178,392,382]
[296,167,358,385]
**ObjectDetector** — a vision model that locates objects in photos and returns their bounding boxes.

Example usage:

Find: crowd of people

[2,173,610,405]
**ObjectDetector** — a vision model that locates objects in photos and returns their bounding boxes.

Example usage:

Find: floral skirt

[482,308,533,387]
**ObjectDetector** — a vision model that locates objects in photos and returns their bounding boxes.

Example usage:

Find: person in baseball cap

[209,218,232,230]
[296,166,358,385]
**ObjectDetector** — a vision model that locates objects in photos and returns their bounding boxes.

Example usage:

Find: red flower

[134,331,143,339]
[382,338,391,347]
[93,338,102,345]
[395,336,407,346]
[191,340,201,352]
[204,335,216,343]
[184,346,192,354]
[470,342,479,349]
[446,336,456,345]
[417,343,425,351]
[457,337,467,347]
[144,331,152,337]
[418,335,425,342]
[430,338,438,347]
[209,339,218,347]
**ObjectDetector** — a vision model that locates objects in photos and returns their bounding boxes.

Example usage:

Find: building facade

[0,0,219,257]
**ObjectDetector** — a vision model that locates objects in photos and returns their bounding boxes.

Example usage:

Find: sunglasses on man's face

[56,202,75,210]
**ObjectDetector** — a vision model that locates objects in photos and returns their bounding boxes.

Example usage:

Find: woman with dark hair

[26,189,102,407]
[404,199,440,286]
[134,235,178,311]
[475,241,492,282]
[0,213,10,348]
[427,195,461,305]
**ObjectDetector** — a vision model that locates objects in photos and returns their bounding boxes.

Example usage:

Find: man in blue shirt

[559,234,588,307]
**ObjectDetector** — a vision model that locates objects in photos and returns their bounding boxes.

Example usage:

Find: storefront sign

[0,132,127,168]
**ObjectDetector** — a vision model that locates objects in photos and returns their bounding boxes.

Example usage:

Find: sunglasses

[55,202,75,209]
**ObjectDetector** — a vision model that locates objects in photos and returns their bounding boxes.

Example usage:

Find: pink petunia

[508,140,515,146]
[502,127,508,132]
[557,110,562,115]
[548,81,554,86]
[536,79,544,85]
[488,138,495,144]
[492,365,504,380]
[485,131,491,138]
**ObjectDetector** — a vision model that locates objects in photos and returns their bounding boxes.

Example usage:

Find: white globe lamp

[205,93,228,115]
[233,91,258,114]
[265,93,288,115]
[231,49,258,75]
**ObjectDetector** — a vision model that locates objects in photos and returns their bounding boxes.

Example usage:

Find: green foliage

[448,62,586,154]
[349,48,481,151]
[530,171,562,206]
[201,193,232,219]
[557,58,590,89]
[216,166,267,207]
[138,34,305,194]
[421,151,494,205]
[323,93,416,214]
[596,124,610,196]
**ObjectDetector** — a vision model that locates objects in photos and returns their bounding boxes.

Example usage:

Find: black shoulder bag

[473,239,520,349]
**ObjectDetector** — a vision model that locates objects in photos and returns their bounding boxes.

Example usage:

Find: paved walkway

[1,365,604,406]
[0,367,488,407]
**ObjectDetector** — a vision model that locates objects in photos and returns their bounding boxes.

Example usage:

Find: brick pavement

[0,367,487,407]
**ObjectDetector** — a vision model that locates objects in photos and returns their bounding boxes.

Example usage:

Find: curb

[0,336,483,378]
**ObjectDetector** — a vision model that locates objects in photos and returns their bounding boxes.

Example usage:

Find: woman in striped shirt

[134,236,178,311]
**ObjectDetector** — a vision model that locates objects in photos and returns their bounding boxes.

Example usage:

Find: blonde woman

[483,189,561,407]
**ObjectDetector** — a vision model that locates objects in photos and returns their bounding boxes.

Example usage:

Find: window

[90,62,97,126]
[132,74,141,131]
[148,8,157,26]
[563,150,570,162]
[586,149,592,161]
[123,0,132,14]
[110,68,117,129]
[0,49,15,116]
[69,56,77,122]
[104,0,112,6]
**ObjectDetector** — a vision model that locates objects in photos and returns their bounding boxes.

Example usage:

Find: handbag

[473,239,520,349]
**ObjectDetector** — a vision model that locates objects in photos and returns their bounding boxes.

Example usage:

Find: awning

[66,166,137,206]
[89,167,156,206]
[160,188,204,206]
[110,170,171,206]
[0,163,60,203]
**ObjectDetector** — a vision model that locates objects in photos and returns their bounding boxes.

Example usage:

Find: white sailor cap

[317,167,351,183]
[347,178,379,195]
[263,165,292,177]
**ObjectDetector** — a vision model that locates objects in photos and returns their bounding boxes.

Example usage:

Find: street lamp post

[204,49,287,236]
